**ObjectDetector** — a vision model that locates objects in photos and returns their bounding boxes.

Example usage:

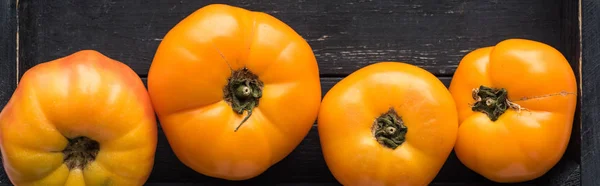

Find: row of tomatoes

[0,4,577,186]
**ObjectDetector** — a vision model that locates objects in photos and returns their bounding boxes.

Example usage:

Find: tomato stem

[471,85,521,121]
[224,68,263,132]
[62,136,100,170]
[372,108,407,150]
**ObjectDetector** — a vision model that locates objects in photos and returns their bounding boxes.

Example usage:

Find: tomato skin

[449,39,577,183]
[0,50,157,186]
[318,62,458,186]
[147,4,321,180]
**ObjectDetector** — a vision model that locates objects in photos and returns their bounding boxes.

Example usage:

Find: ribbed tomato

[0,50,157,185]
[449,39,578,183]
[147,4,322,180]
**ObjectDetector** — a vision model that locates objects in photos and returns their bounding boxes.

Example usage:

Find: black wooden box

[1,0,598,185]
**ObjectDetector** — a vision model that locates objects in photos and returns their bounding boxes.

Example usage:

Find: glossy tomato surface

[0,50,157,185]
[318,62,458,186]
[147,4,321,180]
[449,39,578,183]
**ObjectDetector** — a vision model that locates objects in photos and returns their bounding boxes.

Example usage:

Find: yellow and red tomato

[0,50,157,185]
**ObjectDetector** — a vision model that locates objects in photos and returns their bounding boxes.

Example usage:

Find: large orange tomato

[318,62,458,186]
[449,39,577,183]
[0,50,157,185]
[147,4,321,180]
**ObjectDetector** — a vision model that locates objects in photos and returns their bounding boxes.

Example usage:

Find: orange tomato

[147,4,321,180]
[449,39,577,183]
[0,50,157,185]
[318,62,458,186]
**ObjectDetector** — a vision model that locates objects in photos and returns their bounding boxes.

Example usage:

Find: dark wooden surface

[0,0,15,184]
[0,0,583,185]
[0,0,15,114]
[582,0,600,186]
[19,0,575,78]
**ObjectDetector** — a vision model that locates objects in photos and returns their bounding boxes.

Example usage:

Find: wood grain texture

[582,0,600,186]
[0,0,16,113]
[10,0,582,185]
[142,183,537,186]
[0,0,15,185]
[18,0,568,78]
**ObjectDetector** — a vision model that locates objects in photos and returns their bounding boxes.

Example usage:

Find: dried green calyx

[372,108,408,150]
[224,68,263,132]
[471,85,522,121]
[62,136,100,170]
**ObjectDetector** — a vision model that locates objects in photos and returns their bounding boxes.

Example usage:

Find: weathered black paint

[0,0,15,110]
[0,0,584,185]
[19,0,571,78]
[582,0,600,186]
[0,0,15,184]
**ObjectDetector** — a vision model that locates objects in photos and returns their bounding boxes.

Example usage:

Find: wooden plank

[18,0,568,77]
[582,0,600,186]
[143,183,536,186]
[0,1,16,111]
[0,0,16,185]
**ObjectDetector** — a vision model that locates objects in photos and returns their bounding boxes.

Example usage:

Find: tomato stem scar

[471,85,522,121]
[62,136,100,170]
[372,108,407,149]
[224,68,263,132]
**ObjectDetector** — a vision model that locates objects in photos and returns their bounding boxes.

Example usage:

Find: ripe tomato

[318,62,458,186]
[147,4,321,180]
[0,50,157,185]
[449,39,577,183]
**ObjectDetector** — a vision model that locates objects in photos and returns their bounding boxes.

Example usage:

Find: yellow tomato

[147,4,322,180]
[318,62,458,186]
[449,39,578,183]
[0,50,157,186]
